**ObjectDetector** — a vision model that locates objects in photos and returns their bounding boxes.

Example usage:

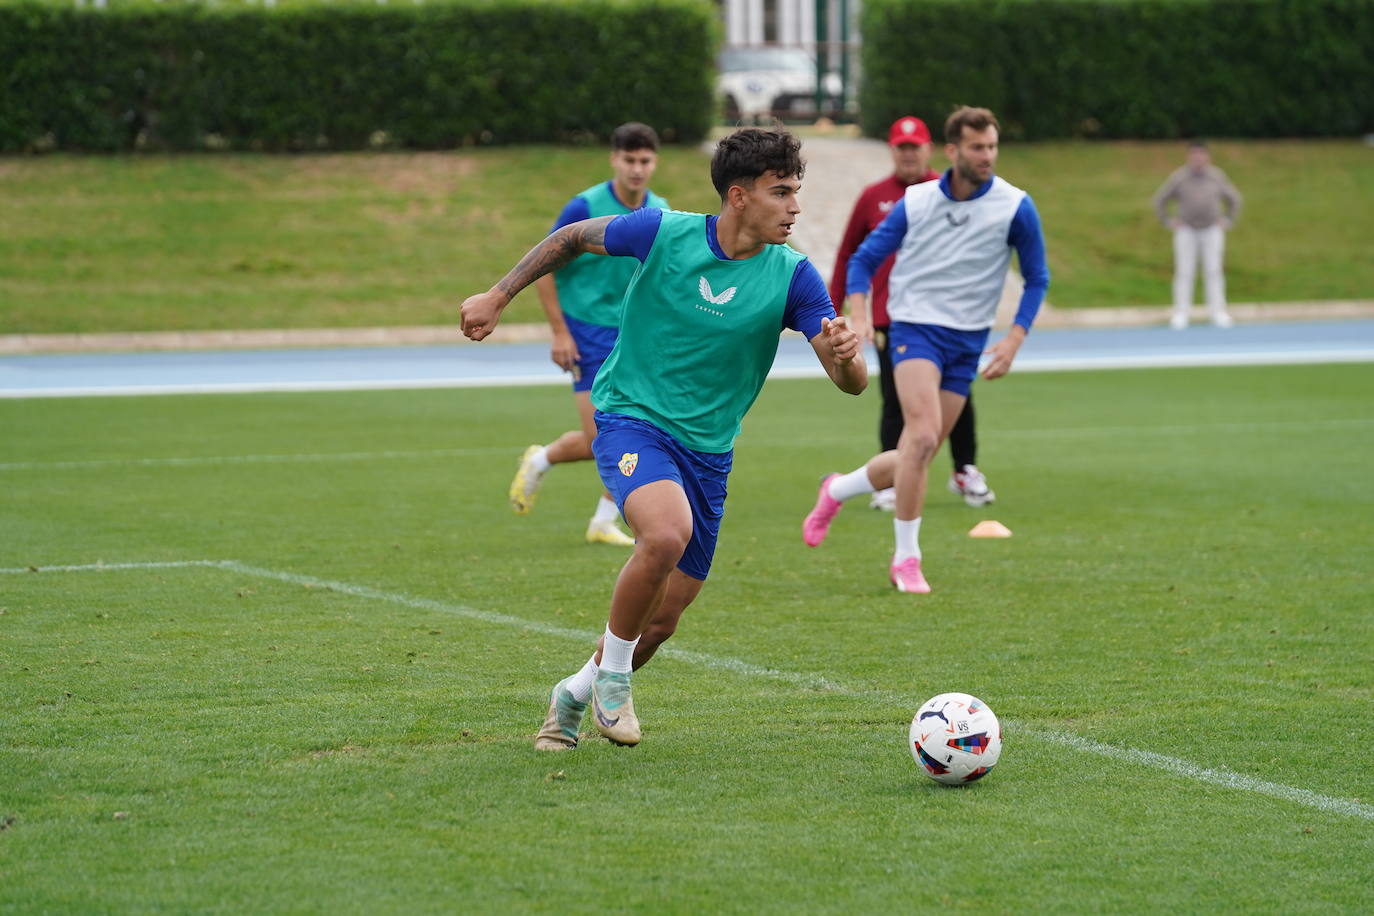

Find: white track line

[1010,349,1374,372]
[4,347,1371,400]
[7,558,1372,821]
[2,375,566,399]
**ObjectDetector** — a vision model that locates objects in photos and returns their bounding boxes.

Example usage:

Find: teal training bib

[591,211,804,453]
[554,182,668,328]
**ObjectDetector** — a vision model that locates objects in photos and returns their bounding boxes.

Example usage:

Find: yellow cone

[969,520,1012,538]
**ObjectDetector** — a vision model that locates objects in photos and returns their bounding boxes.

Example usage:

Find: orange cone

[968,520,1012,538]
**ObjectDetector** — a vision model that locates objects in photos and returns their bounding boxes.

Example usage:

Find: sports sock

[829,466,875,502]
[949,396,977,470]
[894,517,922,562]
[599,625,639,674]
[566,654,598,703]
[591,495,619,524]
[529,447,552,474]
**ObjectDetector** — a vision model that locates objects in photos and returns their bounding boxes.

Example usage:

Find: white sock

[894,517,922,562]
[566,654,598,703]
[591,495,619,525]
[600,625,639,674]
[829,466,875,502]
[530,446,552,474]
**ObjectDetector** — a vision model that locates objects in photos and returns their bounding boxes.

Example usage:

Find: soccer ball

[909,692,1002,785]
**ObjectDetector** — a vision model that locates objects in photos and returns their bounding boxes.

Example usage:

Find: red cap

[887,116,931,147]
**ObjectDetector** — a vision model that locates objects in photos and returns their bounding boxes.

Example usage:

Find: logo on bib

[699,277,737,306]
[945,212,970,228]
[618,452,639,476]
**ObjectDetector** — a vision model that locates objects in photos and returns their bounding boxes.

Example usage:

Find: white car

[717,47,843,122]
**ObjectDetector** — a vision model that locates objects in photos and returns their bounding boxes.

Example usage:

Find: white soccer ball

[909,692,1002,785]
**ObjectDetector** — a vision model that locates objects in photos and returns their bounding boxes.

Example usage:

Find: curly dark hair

[709,128,804,200]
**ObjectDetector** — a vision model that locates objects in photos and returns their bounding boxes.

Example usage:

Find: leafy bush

[0,0,718,151]
[860,0,1374,139]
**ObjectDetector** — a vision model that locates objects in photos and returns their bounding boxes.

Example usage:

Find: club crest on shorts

[618,452,639,476]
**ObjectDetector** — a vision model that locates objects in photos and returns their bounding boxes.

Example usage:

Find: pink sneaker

[802,474,844,547]
[890,556,931,593]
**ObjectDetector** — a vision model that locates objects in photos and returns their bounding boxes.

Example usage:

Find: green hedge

[860,0,1374,140]
[0,0,718,152]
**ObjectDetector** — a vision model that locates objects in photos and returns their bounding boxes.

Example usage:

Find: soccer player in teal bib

[509,123,670,547]
[461,128,867,749]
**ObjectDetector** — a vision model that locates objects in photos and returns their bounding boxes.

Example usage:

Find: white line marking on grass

[1021,727,1374,821]
[11,558,1372,820]
[211,562,846,692]
[0,560,224,574]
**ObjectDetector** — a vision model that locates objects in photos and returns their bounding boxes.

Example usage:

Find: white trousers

[1172,224,1227,317]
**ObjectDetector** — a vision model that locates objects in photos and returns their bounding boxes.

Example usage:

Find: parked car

[717,47,843,122]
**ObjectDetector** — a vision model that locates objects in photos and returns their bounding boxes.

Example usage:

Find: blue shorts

[592,411,732,581]
[888,322,991,397]
[564,313,618,393]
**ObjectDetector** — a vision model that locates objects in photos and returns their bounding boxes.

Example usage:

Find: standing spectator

[1153,141,1242,330]
[829,116,995,511]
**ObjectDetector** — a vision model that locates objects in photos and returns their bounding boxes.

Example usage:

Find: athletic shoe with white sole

[1169,312,1189,331]
[890,556,931,594]
[1212,312,1234,328]
[802,473,844,547]
[585,519,634,546]
[509,444,547,515]
[948,465,995,507]
[534,677,587,751]
[869,487,896,512]
[591,670,640,746]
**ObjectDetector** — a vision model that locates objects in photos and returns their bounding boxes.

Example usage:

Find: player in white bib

[802,106,1050,593]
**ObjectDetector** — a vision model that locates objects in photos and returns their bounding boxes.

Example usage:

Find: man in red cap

[828,115,995,512]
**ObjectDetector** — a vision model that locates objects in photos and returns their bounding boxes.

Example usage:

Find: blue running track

[3,320,1372,398]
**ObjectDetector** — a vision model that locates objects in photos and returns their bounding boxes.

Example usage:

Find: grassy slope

[1,139,1371,335]
[2,364,1372,911]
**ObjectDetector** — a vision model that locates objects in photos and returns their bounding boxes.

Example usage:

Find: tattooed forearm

[495,217,612,301]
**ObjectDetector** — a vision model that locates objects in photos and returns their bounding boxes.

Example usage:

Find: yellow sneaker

[585,519,634,546]
[509,445,546,516]
[591,671,640,746]
[534,677,586,751]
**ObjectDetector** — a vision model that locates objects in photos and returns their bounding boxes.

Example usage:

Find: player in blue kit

[509,123,670,546]
[802,107,1050,594]
[460,128,868,749]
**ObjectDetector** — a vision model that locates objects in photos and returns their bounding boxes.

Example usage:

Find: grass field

[3,362,1373,912]
[2,139,1371,336]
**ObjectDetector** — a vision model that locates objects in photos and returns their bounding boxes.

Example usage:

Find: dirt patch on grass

[289,152,480,197]
[306,743,367,760]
